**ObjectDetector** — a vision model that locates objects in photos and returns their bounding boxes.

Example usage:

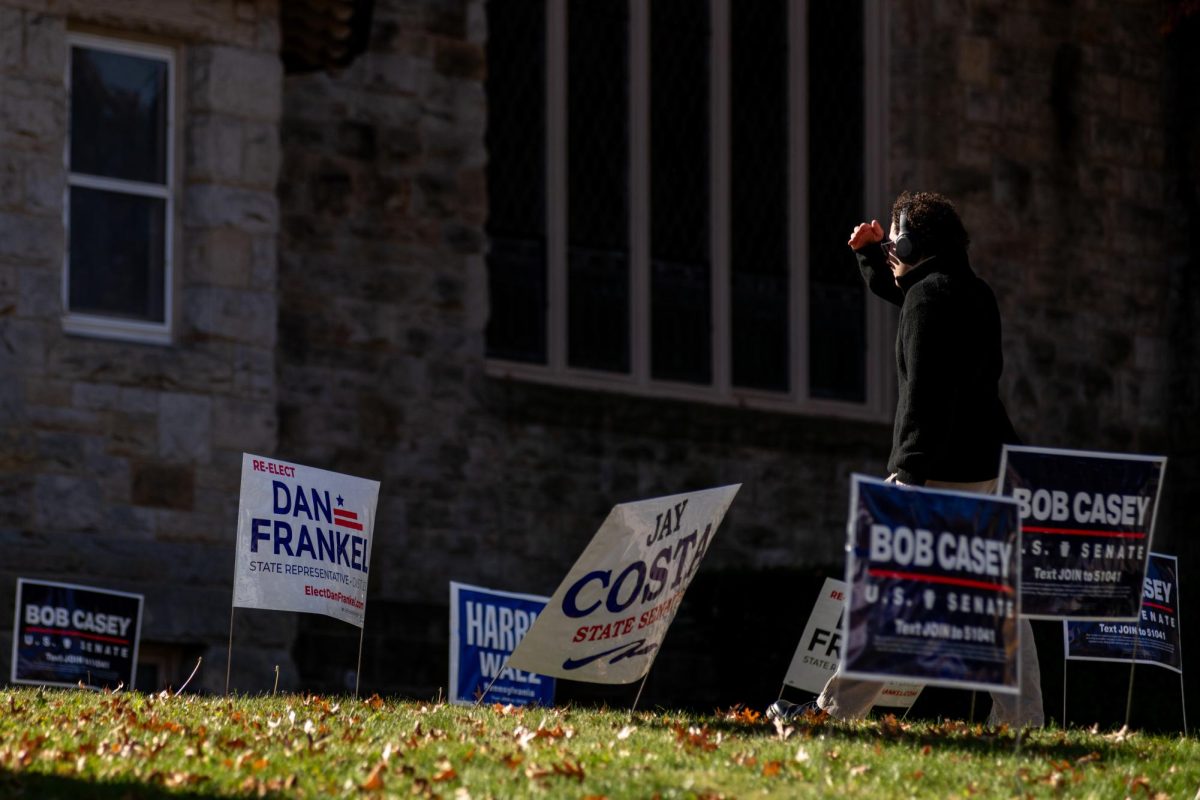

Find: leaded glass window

[483,0,888,419]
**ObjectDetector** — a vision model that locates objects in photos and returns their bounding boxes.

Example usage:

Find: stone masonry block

[132,461,195,510]
[184,185,278,234]
[34,473,103,531]
[364,53,427,95]
[0,8,20,72]
[17,264,58,317]
[231,344,273,400]
[958,36,991,85]
[0,211,62,262]
[249,235,275,290]
[158,392,212,463]
[241,120,280,189]
[5,80,65,147]
[190,46,282,121]
[185,286,276,345]
[0,154,19,210]
[72,381,120,410]
[187,114,244,181]
[23,155,62,213]
[212,396,275,452]
[23,12,65,83]
[187,226,252,288]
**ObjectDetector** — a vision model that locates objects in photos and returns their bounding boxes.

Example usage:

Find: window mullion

[546,0,568,372]
[864,0,890,416]
[710,0,731,398]
[629,0,650,385]
[789,0,809,403]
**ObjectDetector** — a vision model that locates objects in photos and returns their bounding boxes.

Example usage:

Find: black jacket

[858,243,1018,485]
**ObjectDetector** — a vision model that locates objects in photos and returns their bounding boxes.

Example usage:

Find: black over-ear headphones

[893,210,921,264]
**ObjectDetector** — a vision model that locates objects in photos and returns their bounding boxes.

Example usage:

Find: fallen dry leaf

[762,760,782,777]
[432,759,458,783]
[360,762,386,791]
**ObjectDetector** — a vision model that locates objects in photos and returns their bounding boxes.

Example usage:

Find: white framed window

[63,33,175,345]
[484,0,891,420]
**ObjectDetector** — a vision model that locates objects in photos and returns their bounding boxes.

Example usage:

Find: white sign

[783,577,922,709]
[508,485,740,684]
[232,453,380,628]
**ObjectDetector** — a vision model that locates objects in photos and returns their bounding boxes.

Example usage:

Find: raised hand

[848,219,885,251]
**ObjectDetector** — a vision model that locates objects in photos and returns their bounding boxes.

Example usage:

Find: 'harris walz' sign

[841,477,1021,694]
[11,579,143,689]
[1000,446,1166,620]
[449,582,556,706]
[1065,552,1183,673]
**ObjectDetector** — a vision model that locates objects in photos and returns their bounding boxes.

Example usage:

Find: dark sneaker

[767,699,822,721]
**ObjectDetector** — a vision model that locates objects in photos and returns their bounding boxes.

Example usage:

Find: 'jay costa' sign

[507,485,740,684]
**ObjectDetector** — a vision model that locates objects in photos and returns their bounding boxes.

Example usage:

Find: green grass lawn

[0,687,1196,798]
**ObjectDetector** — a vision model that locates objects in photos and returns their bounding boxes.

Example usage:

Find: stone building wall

[882,0,1199,724]
[0,0,285,692]
[277,0,1199,711]
[883,0,1198,575]
[274,0,888,700]
[1,0,1195,715]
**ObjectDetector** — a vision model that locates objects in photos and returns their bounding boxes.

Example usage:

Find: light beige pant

[817,476,1045,727]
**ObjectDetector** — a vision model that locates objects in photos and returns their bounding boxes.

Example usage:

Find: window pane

[650,0,711,384]
[485,0,548,363]
[730,0,789,392]
[808,0,866,402]
[70,46,168,184]
[68,186,166,322]
[567,0,629,373]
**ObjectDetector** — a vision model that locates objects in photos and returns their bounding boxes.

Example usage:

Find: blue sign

[1065,552,1183,673]
[449,582,555,706]
[1000,446,1166,620]
[11,579,143,690]
[841,476,1021,694]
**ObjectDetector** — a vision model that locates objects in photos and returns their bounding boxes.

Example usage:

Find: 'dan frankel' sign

[1000,446,1166,620]
[233,454,380,628]
[12,579,143,689]
[841,476,1021,694]
[507,485,740,684]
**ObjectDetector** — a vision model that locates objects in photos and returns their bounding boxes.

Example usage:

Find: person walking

[774,191,1044,727]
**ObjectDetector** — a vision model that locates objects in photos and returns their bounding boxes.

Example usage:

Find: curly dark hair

[890,191,970,255]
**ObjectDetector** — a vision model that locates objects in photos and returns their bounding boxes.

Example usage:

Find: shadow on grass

[0,769,285,800]
[632,710,1155,763]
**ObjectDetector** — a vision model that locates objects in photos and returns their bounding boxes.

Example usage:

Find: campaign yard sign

[12,579,143,689]
[1000,446,1166,620]
[449,582,555,706]
[1064,552,1183,673]
[507,485,740,684]
[233,454,380,628]
[783,577,923,709]
[841,476,1021,694]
